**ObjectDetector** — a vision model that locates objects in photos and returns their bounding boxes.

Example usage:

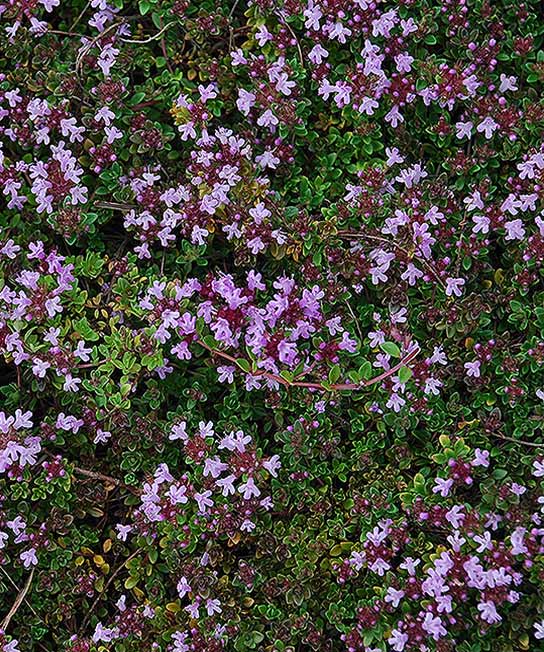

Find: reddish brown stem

[196,340,420,392]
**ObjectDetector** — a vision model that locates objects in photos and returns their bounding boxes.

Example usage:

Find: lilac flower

[473,531,492,552]
[472,214,490,234]
[93,428,111,444]
[217,365,236,383]
[464,360,481,378]
[238,477,261,500]
[63,374,81,392]
[477,600,501,624]
[504,219,526,240]
[510,482,526,496]
[499,74,518,92]
[388,628,408,651]
[116,524,132,541]
[262,455,281,477]
[445,277,465,297]
[194,490,213,513]
[256,110,278,128]
[168,484,188,505]
[205,598,222,616]
[422,613,446,640]
[532,459,544,477]
[534,620,544,640]
[456,121,473,139]
[203,456,228,479]
[184,601,200,619]
[308,44,328,64]
[215,474,236,497]
[255,24,273,46]
[92,623,119,643]
[472,448,490,468]
[476,117,498,139]
[384,587,405,608]
[304,5,322,30]
[236,89,256,116]
[177,576,191,598]
[20,547,38,568]
[433,477,454,497]
[240,519,255,532]
[511,527,528,555]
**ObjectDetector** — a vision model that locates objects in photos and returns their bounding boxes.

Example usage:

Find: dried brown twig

[1,568,35,631]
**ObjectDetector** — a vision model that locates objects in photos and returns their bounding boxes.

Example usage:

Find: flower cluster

[1,0,544,651]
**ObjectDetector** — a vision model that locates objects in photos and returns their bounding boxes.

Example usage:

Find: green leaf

[124,575,139,590]
[358,361,373,379]
[398,366,412,384]
[380,342,401,358]
[328,364,341,385]
[236,358,251,373]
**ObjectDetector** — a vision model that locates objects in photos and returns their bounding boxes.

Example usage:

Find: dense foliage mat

[1,0,544,650]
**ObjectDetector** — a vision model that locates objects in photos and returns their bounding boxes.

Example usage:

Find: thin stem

[0,567,38,619]
[119,22,175,44]
[491,432,544,448]
[78,549,141,635]
[196,340,420,392]
[72,466,141,495]
[338,230,447,290]
[1,569,34,630]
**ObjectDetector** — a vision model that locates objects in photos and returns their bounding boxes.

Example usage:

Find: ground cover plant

[1,0,544,650]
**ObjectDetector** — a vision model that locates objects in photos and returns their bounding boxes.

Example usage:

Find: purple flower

[464,360,481,378]
[194,490,213,513]
[433,477,454,497]
[177,576,191,598]
[63,374,81,392]
[262,455,281,477]
[116,524,132,541]
[205,598,222,616]
[388,628,408,651]
[504,219,526,241]
[384,587,405,608]
[215,474,236,496]
[477,600,501,624]
[217,365,235,383]
[532,459,544,477]
[238,477,260,500]
[92,623,119,643]
[20,547,38,568]
[445,277,465,297]
[472,448,490,468]
[534,620,544,640]
[422,613,446,640]
[476,117,498,139]
[456,121,473,139]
